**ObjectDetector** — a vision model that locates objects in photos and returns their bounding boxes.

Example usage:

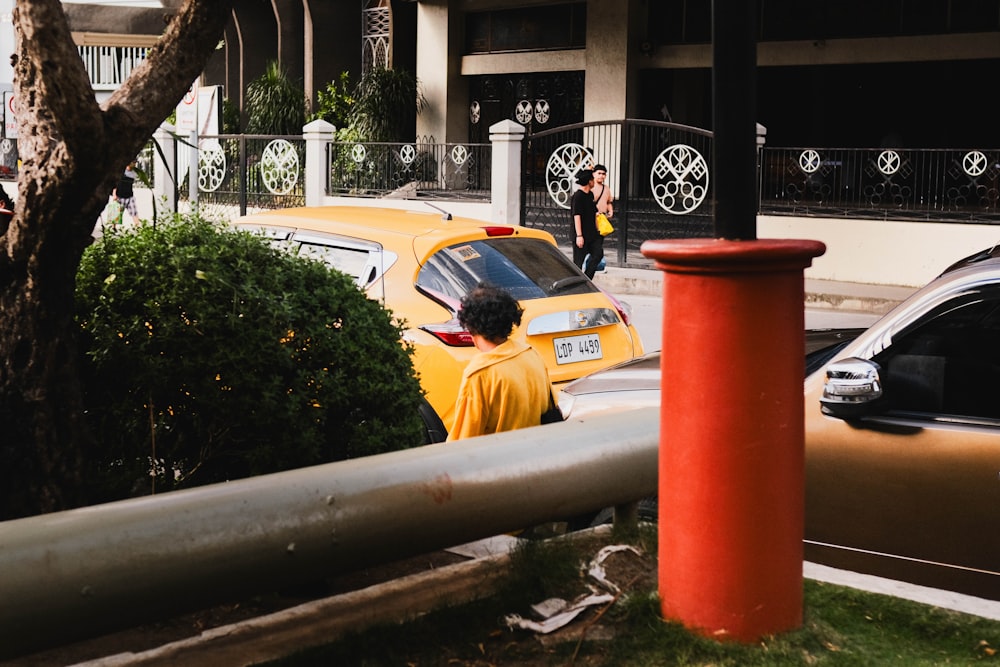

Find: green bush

[349,66,425,142]
[75,214,425,503]
[312,71,355,129]
[222,97,242,134]
[245,61,306,135]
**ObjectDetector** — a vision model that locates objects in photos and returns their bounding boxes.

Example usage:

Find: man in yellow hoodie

[447,283,554,441]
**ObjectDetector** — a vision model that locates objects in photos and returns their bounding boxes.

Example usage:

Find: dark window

[649,0,710,44]
[949,0,1000,31]
[900,0,950,34]
[650,0,1000,46]
[417,238,596,302]
[874,293,1000,420]
[465,4,586,54]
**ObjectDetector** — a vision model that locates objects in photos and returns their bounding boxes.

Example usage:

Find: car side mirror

[820,357,885,418]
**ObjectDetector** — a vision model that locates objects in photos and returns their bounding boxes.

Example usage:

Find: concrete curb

[75,524,1000,666]
[78,548,518,666]
[803,290,902,315]
[593,266,916,316]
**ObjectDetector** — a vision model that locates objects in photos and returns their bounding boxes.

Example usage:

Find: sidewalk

[593,265,918,315]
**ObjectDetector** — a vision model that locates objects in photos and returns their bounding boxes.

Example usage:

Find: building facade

[419,0,1000,149]
[3,1,998,150]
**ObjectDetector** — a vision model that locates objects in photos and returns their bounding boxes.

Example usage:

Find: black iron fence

[179,134,306,216]
[759,147,1000,223]
[522,120,715,266]
[327,140,491,199]
[3,129,999,239]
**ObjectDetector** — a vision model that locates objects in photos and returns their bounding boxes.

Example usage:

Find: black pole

[712,0,759,240]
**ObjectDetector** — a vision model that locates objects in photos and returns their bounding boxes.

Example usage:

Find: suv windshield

[416,238,598,302]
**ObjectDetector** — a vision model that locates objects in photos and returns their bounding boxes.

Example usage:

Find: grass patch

[267,527,1000,666]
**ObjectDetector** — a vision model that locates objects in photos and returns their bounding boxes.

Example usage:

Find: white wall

[759,215,1000,287]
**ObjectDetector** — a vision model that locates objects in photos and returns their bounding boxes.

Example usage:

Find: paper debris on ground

[587,544,642,594]
[505,592,615,634]
[445,534,523,559]
[503,543,642,634]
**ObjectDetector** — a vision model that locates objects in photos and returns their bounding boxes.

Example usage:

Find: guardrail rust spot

[421,473,454,504]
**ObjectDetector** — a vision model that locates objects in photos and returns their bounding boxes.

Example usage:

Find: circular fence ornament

[534,100,550,124]
[877,150,901,176]
[259,139,300,195]
[515,100,533,124]
[198,141,227,193]
[470,101,481,125]
[351,144,367,163]
[963,150,988,178]
[650,144,709,215]
[450,144,469,167]
[545,143,595,209]
[399,144,416,166]
[798,149,821,174]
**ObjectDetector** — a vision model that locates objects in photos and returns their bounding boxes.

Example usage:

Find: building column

[584,0,641,122]
[273,0,305,85]
[303,119,335,207]
[416,0,467,143]
[230,3,279,118]
[490,120,525,226]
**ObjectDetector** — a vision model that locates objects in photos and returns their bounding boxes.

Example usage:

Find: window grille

[362,0,391,74]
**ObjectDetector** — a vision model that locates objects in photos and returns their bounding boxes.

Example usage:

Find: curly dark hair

[458,283,523,344]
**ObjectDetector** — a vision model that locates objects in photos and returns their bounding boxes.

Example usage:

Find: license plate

[553,333,603,365]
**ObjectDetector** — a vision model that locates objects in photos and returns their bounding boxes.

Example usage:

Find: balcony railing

[78,44,150,90]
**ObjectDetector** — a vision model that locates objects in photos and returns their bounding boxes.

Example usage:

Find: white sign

[196,85,221,137]
[4,91,16,139]
[176,83,221,136]
[176,82,198,132]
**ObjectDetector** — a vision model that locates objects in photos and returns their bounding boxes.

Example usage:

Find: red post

[641,238,825,642]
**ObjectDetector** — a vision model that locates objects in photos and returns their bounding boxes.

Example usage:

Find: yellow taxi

[234,206,644,436]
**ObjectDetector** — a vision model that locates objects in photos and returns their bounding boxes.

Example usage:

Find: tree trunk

[0,0,233,520]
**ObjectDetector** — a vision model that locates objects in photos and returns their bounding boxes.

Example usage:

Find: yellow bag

[596,212,614,236]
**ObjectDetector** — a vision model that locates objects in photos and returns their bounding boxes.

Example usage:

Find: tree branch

[103,0,234,153]
[13,0,104,167]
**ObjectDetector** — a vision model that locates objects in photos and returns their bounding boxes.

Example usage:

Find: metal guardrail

[0,408,659,660]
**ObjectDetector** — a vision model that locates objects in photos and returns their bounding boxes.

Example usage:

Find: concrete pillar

[416,0,467,143]
[304,118,335,207]
[272,0,305,83]
[583,0,641,122]
[489,120,525,226]
[231,2,279,116]
[153,123,178,214]
[581,0,641,208]
[303,1,314,113]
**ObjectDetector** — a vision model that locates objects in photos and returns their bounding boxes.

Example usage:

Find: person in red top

[592,163,614,221]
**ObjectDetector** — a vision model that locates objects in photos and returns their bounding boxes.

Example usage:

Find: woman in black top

[570,169,603,279]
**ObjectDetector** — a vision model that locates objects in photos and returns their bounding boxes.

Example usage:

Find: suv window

[874,293,1000,420]
[416,238,597,302]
